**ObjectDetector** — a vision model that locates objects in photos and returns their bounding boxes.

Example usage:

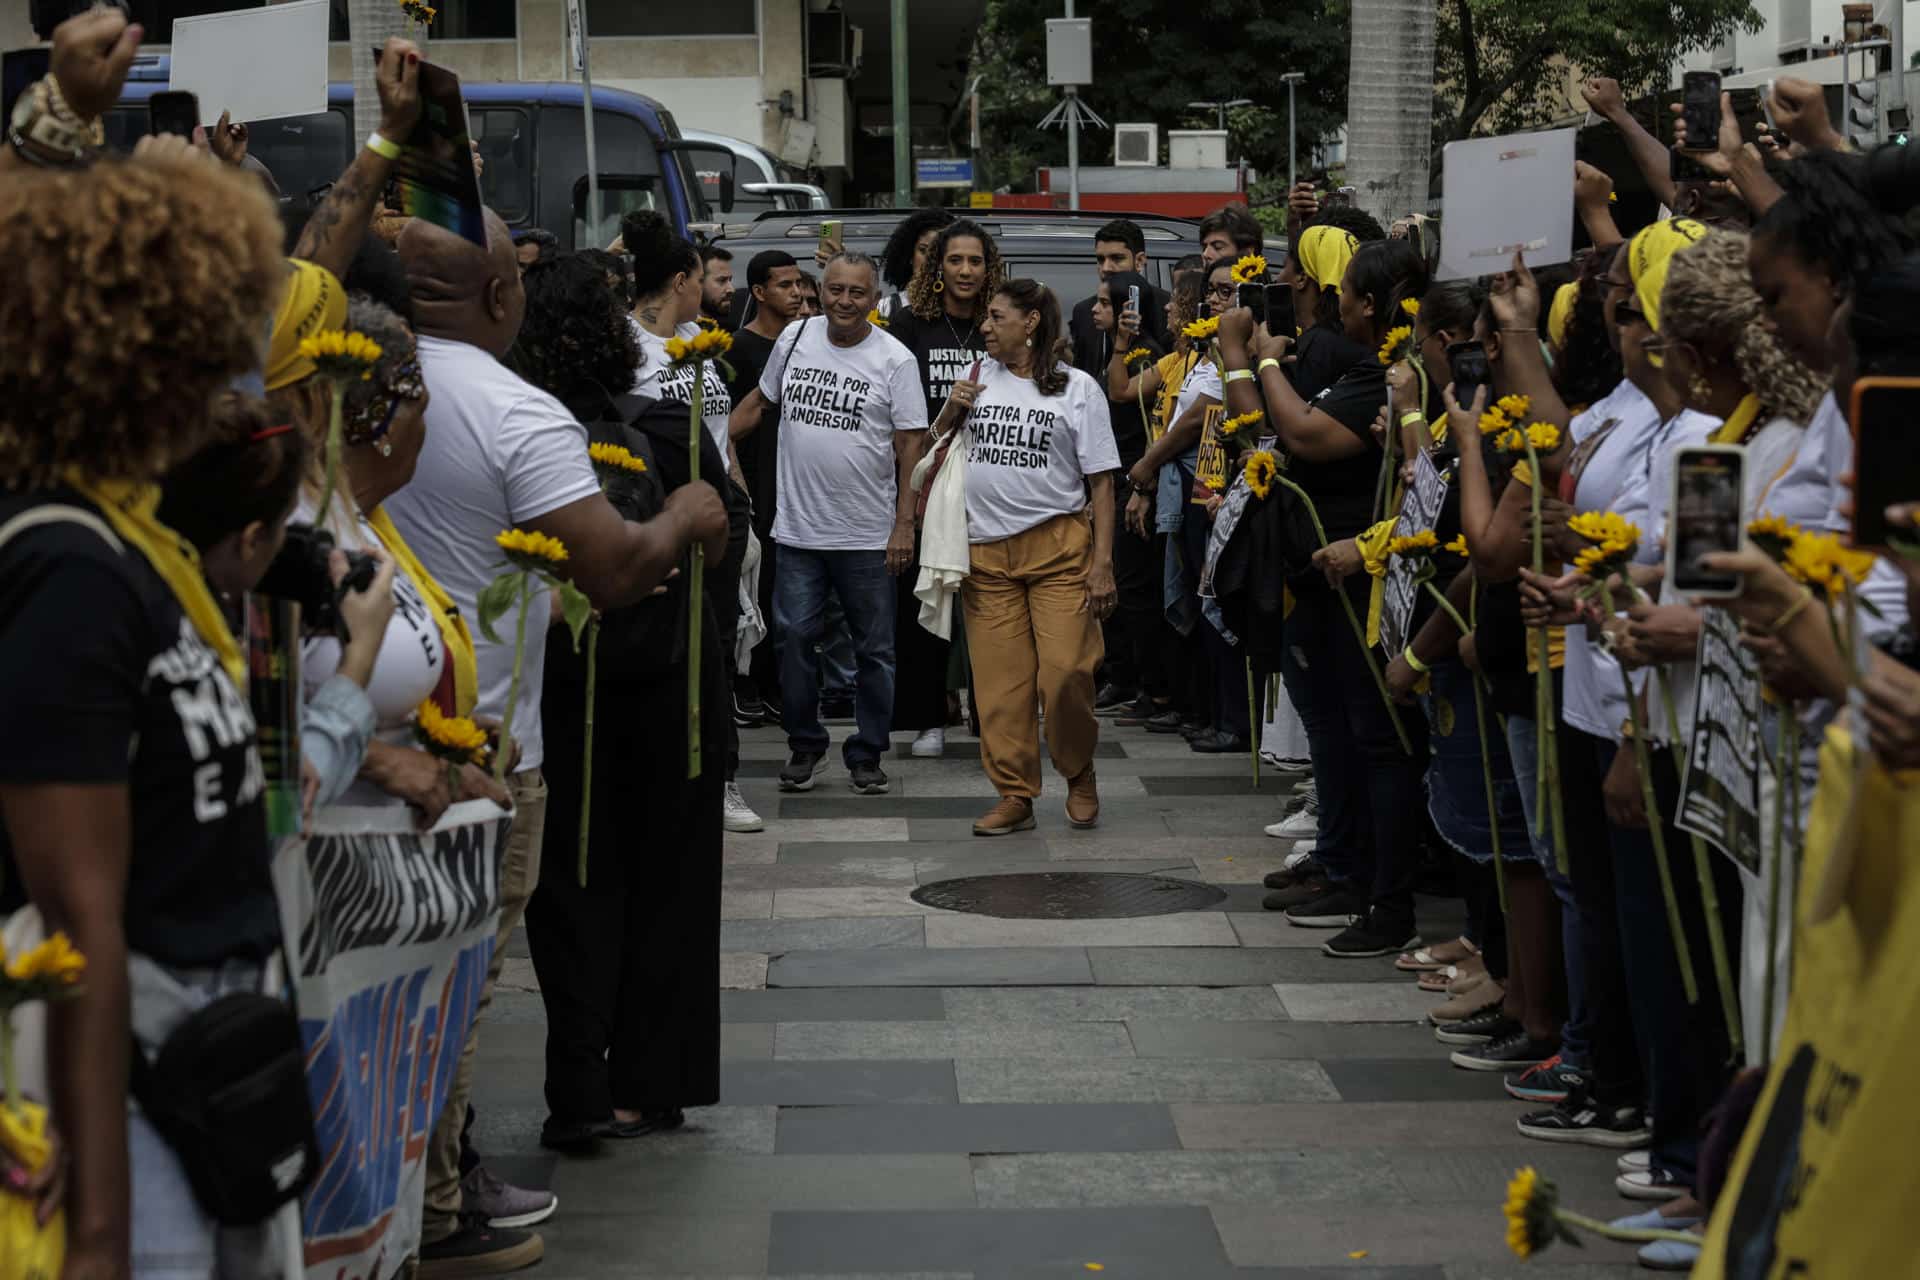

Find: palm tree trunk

[1344,0,1437,225]
[347,0,420,142]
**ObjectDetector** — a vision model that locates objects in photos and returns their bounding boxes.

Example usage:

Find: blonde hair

[1661,230,1826,426]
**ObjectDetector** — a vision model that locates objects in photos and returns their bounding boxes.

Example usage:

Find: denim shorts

[1421,659,1534,864]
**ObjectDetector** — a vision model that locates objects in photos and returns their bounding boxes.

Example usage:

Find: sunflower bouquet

[298,329,384,523]
[478,529,590,783]
[0,933,85,1279]
[412,699,490,800]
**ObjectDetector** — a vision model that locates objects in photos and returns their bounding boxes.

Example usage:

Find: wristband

[366,130,403,160]
[1769,587,1814,634]
[1403,646,1431,674]
[1400,411,1425,427]
[1223,368,1255,384]
[1257,358,1282,374]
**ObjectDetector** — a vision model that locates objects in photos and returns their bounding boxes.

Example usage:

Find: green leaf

[476,571,522,645]
[555,580,593,652]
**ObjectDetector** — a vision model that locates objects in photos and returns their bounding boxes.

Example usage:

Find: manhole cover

[910,872,1225,920]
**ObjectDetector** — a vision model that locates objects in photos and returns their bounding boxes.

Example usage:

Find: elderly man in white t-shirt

[729,251,929,795]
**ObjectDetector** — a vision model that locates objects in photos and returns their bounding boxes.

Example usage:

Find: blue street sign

[915,157,974,188]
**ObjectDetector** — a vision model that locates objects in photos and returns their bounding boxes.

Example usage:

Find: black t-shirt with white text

[888,306,988,421]
[0,493,276,969]
[1289,325,1372,402]
[726,326,782,533]
[1294,361,1390,545]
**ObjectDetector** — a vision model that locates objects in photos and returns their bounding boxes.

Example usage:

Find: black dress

[525,389,731,1122]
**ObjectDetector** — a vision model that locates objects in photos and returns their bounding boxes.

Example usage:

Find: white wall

[1675,0,1916,82]
[602,76,765,143]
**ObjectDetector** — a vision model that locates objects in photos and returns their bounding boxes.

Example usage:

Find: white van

[677,128,830,215]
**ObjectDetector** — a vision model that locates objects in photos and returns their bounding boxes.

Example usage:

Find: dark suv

[703,208,1286,316]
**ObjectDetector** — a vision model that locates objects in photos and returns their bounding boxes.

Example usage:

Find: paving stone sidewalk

[473,717,1646,1279]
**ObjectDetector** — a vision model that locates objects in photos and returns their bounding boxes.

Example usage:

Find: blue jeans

[775,547,896,766]
[1507,713,1587,1069]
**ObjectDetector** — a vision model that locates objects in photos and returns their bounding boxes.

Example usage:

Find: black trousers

[1112,484,1175,702]
[1561,726,1643,1106]
[891,531,951,733]
[526,664,725,1123]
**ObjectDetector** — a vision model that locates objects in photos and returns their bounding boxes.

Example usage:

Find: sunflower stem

[1427,580,1506,914]
[315,382,345,529]
[579,618,599,887]
[1246,659,1259,790]
[1555,1209,1699,1248]
[495,573,530,785]
[688,360,707,781]
[1761,701,1791,1059]
[1657,669,1744,1059]
[1523,440,1569,876]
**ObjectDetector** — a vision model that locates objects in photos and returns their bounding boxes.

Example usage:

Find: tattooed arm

[293,39,422,279]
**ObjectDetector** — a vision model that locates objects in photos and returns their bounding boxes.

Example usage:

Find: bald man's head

[399,209,525,356]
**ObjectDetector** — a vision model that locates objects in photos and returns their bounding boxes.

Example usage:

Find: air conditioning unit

[1113,123,1159,167]
[809,11,860,79]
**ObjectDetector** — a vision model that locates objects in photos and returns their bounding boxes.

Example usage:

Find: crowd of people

[1,7,1917,1278]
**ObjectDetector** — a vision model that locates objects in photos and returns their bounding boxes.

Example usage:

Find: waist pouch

[130,990,318,1226]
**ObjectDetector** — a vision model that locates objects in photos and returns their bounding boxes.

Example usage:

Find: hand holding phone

[148,89,199,140]
[1680,70,1722,152]
[1668,444,1746,598]
[817,219,843,266]
[1447,340,1490,411]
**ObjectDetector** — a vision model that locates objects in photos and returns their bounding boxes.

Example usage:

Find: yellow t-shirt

[1149,351,1189,443]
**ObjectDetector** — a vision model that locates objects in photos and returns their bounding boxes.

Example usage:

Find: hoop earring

[934,275,945,294]
[1689,374,1712,402]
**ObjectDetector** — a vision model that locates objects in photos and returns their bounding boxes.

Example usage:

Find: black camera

[256,523,378,644]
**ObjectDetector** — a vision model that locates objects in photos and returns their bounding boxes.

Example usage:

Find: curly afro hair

[881,207,955,292]
[905,218,1005,323]
[0,157,284,491]
[508,253,640,404]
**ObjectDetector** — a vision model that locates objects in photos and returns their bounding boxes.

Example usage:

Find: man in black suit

[1068,218,1163,379]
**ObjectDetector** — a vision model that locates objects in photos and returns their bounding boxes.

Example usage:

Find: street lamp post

[1187,97,1254,132]
[1280,72,1305,189]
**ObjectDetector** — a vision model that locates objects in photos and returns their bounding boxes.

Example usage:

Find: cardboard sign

[1436,128,1576,281]
[169,0,328,125]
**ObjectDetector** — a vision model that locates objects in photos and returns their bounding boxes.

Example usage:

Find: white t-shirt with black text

[963,360,1120,543]
[632,319,732,457]
[385,334,602,773]
[760,319,928,551]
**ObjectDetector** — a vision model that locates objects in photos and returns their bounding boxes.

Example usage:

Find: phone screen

[148,90,200,139]
[1682,71,1721,150]
[1669,447,1746,596]
[1237,281,1267,324]
[1447,341,1489,411]
[1850,378,1920,549]
[2,47,50,131]
[1265,284,1295,337]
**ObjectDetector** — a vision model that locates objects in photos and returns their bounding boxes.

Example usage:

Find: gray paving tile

[769,948,1094,988]
[1209,884,1278,913]
[1224,913,1342,948]
[781,796,1023,819]
[954,1058,1338,1104]
[1380,1146,1623,1206]
[883,738,1125,761]
[1139,774,1304,796]
[942,986,1284,1024]
[723,1022,777,1059]
[777,840,1023,865]
[725,861,921,890]
[534,1210,771,1276]
[1233,1269,1443,1280]
[547,1152,976,1213]
[773,886,943,917]
[468,1105,778,1157]
[775,1103,1180,1155]
[723,888,776,919]
[1440,1263,1643,1279]
[1171,1101,1537,1151]
[924,912,1240,949]
[1047,834,1277,861]
[912,856,1201,884]
[721,1060,958,1106]
[776,1021,1135,1061]
[1087,947,1408,986]
[768,1207,1232,1277]
[724,952,770,990]
[723,987,949,1024]
[1320,1059,1511,1103]
[1127,1020,1459,1062]
[722,916,926,953]
[1211,1204,1640,1271]
[1274,982,1444,1022]
[907,818,1056,842]
[972,1149,1378,1208]
[771,818,915,843]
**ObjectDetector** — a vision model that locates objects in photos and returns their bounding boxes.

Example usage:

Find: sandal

[1416,966,1458,993]
[1394,936,1479,972]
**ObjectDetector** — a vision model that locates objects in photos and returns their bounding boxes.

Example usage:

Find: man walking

[730,251,927,795]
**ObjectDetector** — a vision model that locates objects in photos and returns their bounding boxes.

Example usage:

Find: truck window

[103,104,353,209]
[539,105,665,242]
[471,107,532,222]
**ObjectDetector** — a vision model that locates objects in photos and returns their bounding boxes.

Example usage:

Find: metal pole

[1287,79,1297,188]
[569,0,600,239]
[891,0,911,207]
[1065,0,1078,210]
[1893,0,1909,126]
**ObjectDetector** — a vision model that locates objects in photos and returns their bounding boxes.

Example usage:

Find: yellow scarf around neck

[1710,393,1764,446]
[366,506,478,717]
[65,473,247,691]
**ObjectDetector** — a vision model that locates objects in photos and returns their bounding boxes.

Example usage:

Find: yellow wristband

[1400,411,1425,427]
[1769,587,1814,634]
[1223,368,1255,384]
[1258,358,1281,374]
[1403,646,1431,674]
[366,131,403,160]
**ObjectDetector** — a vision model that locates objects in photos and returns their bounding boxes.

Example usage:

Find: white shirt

[632,320,732,457]
[385,334,601,773]
[760,318,928,551]
[963,361,1120,543]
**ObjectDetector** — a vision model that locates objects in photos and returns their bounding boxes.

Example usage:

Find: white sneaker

[911,728,946,758]
[1618,1149,1652,1175]
[1268,802,1319,840]
[723,782,764,833]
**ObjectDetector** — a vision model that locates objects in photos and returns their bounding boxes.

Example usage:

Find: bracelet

[1130,480,1155,496]
[1769,587,1815,634]
[1223,368,1254,384]
[1257,357,1282,374]
[1400,411,1425,427]
[1497,327,1536,334]
[365,130,403,160]
[1403,646,1431,674]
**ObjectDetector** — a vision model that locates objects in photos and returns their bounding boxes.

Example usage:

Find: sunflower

[588,441,648,478]
[1183,315,1220,341]
[1568,511,1638,548]
[1525,421,1562,452]
[1386,529,1440,559]
[399,0,436,22]
[299,329,385,383]
[496,527,570,572]
[1230,254,1268,284]
[1477,407,1513,436]
[1218,409,1266,440]
[1783,531,1877,600]
[414,699,490,767]
[1496,394,1531,420]
[664,327,734,364]
[1747,513,1801,562]
[1123,346,1154,371]
[1574,538,1633,577]
[1502,1166,1562,1260]
[1244,450,1279,500]
[866,308,889,328]
[1494,427,1526,454]
[1444,533,1469,556]
[1377,324,1413,366]
[1401,298,1421,318]
[1,931,86,987]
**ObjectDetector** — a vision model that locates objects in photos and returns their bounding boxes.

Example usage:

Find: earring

[376,437,393,458]
[1025,336,1034,347]
[1689,374,1712,402]
[934,275,945,294]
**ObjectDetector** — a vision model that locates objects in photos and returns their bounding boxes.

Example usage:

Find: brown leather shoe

[1066,768,1099,828]
[972,797,1036,837]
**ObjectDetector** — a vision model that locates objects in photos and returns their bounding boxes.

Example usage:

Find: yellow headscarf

[1626,218,1707,335]
[366,507,479,718]
[265,259,347,392]
[1297,224,1360,293]
[1546,281,1580,351]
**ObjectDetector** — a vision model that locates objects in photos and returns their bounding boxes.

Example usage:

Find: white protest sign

[170,0,328,125]
[1677,607,1763,874]
[1437,128,1576,281]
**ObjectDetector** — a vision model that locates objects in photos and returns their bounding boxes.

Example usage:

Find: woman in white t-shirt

[626,212,735,463]
[933,279,1120,836]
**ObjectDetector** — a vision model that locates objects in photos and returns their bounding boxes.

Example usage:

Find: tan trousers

[421,768,547,1243]
[962,511,1105,799]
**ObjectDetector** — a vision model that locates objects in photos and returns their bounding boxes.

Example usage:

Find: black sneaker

[417,1215,544,1278]
[538,1116,605,1153]
[1094,682,1137,712]
[779,750,827,792]
[1517,1092,1652,1149]
[848,761,890,794]
[1450,1029,1559,1072]
[1144,710,1187,734]
[732,689,771,728]
[1189,730,1250,754]
[1322,917,1419,959]
[1180,720,1212,741]
[1115,697,1160,726]
[1262,855,1323,891]
[1282,886,1367,928]
[1433,1007,1520,1046]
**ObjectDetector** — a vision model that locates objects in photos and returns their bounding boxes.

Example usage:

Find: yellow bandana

[1546,281,1580,351]
[1627,218,1707,335]
[1297,224,1359,294]
[265,259,347,392]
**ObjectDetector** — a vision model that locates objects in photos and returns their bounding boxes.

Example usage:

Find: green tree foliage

[970,0,1350,193]
[1434,0,1761,143]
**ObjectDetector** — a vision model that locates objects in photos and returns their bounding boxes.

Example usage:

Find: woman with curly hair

[886,218,1006,754]
[0,154,294,1277]
[511,251,730,1151]
[878,206,955,315]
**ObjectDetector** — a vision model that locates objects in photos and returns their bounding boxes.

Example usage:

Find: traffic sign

[970,191,994,208]
[915,157,973,188]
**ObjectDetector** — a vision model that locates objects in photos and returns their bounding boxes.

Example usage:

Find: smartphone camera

[1668,446,1746,597]
[1237,281,1268,325]
[1681,70,1721,151]
[1446,340,1490,410]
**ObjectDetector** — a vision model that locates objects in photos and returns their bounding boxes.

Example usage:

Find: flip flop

[1394,937,1479,972]
[1416,966,1458,993]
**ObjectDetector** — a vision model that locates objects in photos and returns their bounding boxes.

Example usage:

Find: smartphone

[1237,281,1267,324]
[2,47,50,132]
[1264,283,1295,337]
[1127,283,1141,323]
[1848,377,1920,550]
[1446,340,1490,410]
[818,218,842,256]
[1681,70,1721,151]
[148,89,199,139]
[1322,186,1356,209]
[1667,444,1747,597]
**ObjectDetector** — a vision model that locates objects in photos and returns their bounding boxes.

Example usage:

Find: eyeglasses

[1205,282,1238,300]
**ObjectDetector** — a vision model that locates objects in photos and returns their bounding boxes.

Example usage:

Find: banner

[1676,607,1762,873]
[272,799,512,1280]
[1378,450,1449,659]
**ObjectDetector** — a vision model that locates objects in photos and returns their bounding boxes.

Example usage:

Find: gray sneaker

[848,761,890,794]
[461,1165,556,1229]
